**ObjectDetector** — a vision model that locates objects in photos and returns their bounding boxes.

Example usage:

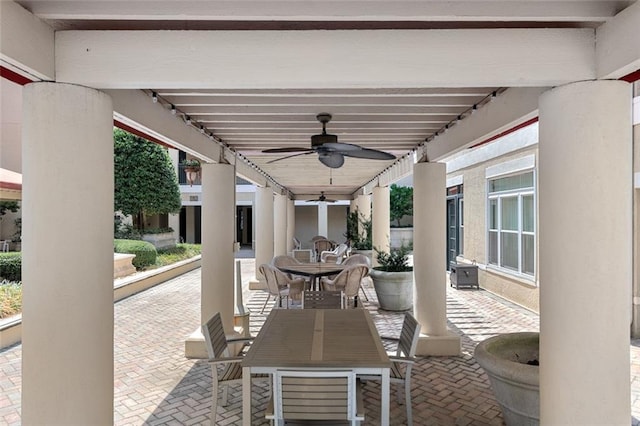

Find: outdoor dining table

[241,309,391,425]
[277,262,345,290]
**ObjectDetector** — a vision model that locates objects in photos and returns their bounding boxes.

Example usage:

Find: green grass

[0,243,202,318]
[0,280,22,319]
[147,243,202,269]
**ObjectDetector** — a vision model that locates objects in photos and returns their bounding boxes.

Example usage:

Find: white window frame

[486,169,536,280]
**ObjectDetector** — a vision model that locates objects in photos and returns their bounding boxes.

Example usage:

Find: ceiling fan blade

[321,142,363,152]
[262,147,314,153]
[318,152,345,168]
[266,151,315,164]
[341,147,396,160]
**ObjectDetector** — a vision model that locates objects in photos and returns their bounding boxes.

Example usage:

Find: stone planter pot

[474,332,539,426]
[142,232,176,250]
[369,268,413,311]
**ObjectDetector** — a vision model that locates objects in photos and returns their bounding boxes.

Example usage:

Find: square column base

[416,331,461,356]
[249,277,266,290]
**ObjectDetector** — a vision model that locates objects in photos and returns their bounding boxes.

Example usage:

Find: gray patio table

[241,308,391,425]
[276,262,345,290]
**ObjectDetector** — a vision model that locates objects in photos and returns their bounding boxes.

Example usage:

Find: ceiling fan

[306,191,336,203]
[263,113,396,168]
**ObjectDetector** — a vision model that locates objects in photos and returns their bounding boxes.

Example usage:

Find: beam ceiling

[7,0,639,199]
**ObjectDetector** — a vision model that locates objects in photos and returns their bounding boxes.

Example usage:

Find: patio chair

[342,254,372,301]
[272,255,311,288]
[266,369,365,425]
[302,290,344,309]
[293,236,302,250]
[259,263,305,313]
[201,312,269,426]
[321,243,349,264]
[320,264,369,308]
[313,238,335,261]
[292,249,313,263]
[359,313,421,426]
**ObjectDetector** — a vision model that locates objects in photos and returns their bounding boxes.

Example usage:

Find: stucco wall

[452,145,540,313]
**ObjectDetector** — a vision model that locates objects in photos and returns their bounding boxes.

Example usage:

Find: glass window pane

[459,199,464,226]
[501,197,518,231]
[522,234,535,275]
[522,195,534,233]
[489,171,534,193]
[489,199,498,229]
[488,231,498,264]
[501,232,518,270]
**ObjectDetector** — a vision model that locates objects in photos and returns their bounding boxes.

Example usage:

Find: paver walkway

[2,259,640,425]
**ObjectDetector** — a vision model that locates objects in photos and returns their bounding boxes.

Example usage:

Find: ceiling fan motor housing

[311,133,338,147]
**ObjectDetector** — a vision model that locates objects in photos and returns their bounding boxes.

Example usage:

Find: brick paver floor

[2,259,640,425]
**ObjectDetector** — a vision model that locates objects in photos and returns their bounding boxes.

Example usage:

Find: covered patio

[1,1,640,424]
[0,260,533,425]
[4,260,640,424]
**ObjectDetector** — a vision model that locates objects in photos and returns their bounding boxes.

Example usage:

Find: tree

[0,201,19,219]
[390,184,413,227]
[114,128,182,231]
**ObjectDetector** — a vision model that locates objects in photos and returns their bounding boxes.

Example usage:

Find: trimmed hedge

[0,253,21,282]
[114,239,157,269]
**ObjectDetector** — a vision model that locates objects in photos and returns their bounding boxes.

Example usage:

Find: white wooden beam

[20,1,628,22]
[0,1,54,80]
[56,29,595,89]
[596,1,640,79]
[423,87,547,161]
[106,89,273,184]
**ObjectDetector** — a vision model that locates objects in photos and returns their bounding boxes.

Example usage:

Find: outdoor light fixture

[170,104,177,115]
[152,91,158,103]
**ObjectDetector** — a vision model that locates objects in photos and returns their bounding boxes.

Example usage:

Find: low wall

[0,256,202,350]
[390,227,413,248]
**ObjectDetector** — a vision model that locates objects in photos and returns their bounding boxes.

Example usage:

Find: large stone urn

[474,332,539,426]
[368,269,413,311]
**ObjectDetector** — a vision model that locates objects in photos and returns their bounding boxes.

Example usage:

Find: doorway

[446,184,464,269]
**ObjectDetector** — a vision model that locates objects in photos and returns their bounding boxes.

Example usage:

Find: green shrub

[0,253,21,282]
[114,239,157,269]
[0,280,22,318]
[374,244,413,272]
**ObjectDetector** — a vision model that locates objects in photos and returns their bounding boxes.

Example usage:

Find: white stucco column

[274,193,288,256]
[356,194,371,221]
[372,186,390,267]
[250,186,274,289]
[538,80,631,424]
[201,163,235,332]
[413,162,461,355]
[318,202,328,236]
[287,198,295,252]
[22,83,114,424]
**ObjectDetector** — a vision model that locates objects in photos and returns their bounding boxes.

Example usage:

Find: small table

[450,262,479,289]
[242,309,391,426]
[278,262,345,290]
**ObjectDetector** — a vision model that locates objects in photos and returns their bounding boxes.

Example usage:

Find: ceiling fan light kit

[263,113,396,168]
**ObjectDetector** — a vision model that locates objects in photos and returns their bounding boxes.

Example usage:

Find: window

[487,171,535,277]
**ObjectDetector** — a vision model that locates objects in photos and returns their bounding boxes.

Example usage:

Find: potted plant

[181,158,201,186]
[369,244,413,311]
[474,332,539,425]
[345,210,372,258]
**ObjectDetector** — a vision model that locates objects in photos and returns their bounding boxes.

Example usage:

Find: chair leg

[210,368,219,426]
[405,379,413,426]
[359,283,370,301]
[221,384,229,406]
[261,294,272,313]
